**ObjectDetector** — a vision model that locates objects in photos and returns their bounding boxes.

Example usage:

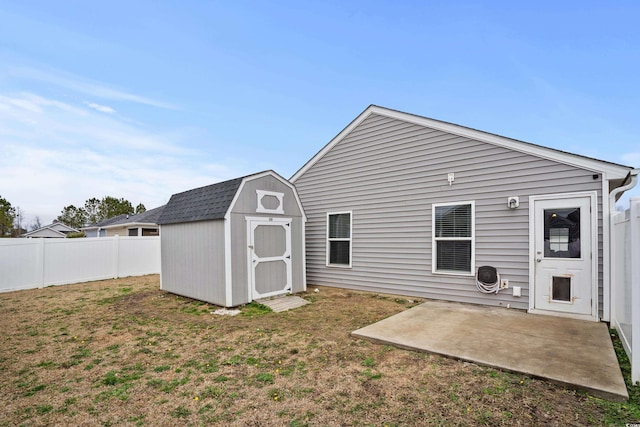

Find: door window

[544,208,581,258]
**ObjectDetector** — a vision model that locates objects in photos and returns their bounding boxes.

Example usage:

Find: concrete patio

[352,300,628,401]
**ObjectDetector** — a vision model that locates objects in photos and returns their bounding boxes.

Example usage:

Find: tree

[56,205,87,230]
[56,196,145,228]
[84,197,101,226]
[100,196,134,220]
[29,216,42,231]
[0,196,16,237]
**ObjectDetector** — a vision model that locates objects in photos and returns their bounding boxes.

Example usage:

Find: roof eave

[291,105,634,182]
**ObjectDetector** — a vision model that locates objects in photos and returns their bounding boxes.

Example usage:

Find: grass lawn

[0,275,638,426]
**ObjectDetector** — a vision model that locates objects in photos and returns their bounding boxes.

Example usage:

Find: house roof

[291,105,637,184]
[81,205,166,230]
[124,205,166,225]
[23,222,79,238]
[158,170,305,225]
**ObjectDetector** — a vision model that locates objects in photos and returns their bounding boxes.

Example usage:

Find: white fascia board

[24,228,66,237]
[291,107,375,182]
[100,222,157,230]
[50,223,79,232]
[291,105,633,182]
[376,107,631,179]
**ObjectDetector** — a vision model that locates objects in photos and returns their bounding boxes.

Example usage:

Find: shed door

[247,217,292,300]
[532,194,596,318]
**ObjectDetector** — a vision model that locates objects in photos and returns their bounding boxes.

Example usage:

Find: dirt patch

[0,275,637,426]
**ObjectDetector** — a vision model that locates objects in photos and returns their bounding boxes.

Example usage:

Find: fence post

[37,238,45,287]
[113,235,120,279]
[610,211,620,326]
[631,197,640,384]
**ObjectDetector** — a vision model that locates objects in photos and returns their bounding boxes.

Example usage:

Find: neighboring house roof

[23,222,79,238]
[128,205,166,224]
[158,176,245,225]
[158,170,303,225]
[291,105,636,184]
[81,205,166,231]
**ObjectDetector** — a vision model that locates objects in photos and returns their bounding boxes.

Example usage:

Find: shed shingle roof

[157,176,244,225]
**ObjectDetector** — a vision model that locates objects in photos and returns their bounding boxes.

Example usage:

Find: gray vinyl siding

[295,113,603,313]
[160,220,227,306]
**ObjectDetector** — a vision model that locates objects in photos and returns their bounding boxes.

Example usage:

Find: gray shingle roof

[83,205,166,229]
[89,214,129,228]
[158,176,244,225]
[126,205,166,224]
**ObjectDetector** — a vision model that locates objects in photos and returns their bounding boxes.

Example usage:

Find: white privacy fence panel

[43,237,115,286]
[117,237,161,277]
[611,197,640,384]
[0,236,160,293]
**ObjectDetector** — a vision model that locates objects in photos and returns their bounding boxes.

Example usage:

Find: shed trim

[224,218,233,307]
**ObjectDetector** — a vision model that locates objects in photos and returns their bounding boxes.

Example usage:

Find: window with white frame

[327,212,352,267]
[432,202,474,274]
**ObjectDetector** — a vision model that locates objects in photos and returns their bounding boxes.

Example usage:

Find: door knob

[536,258,542,263]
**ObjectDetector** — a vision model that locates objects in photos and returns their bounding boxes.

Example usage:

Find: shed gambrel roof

[159,170,306,225]
[158,177,243,225]
[291,105,636,184]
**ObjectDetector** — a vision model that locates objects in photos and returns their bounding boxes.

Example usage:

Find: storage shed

[158,170,306,307]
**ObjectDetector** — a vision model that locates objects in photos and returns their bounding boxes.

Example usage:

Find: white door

[532,195,595,317]
[247,217,292,300]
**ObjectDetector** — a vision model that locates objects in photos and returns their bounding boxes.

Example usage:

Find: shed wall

[228,174,306,305]
[294,113,603,313]
[160,220,226,305]
[229,213,305,305]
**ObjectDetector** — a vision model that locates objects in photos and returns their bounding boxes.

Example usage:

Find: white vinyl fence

[611,197,640,384]
[0,236,160,293]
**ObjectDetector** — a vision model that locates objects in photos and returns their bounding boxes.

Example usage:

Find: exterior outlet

[500,279,509,289]
[513,286,522,297]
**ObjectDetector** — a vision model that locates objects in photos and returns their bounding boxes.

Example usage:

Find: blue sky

[1,1,638,226]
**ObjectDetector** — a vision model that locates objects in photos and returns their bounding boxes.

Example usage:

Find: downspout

[609,169,639,322]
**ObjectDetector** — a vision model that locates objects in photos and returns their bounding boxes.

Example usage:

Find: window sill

[432,270,474,277]
[326,263,352,269]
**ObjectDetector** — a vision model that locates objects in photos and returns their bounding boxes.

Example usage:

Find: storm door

[532,195,595,317]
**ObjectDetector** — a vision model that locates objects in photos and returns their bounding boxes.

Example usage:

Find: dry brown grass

[0,275,635,426]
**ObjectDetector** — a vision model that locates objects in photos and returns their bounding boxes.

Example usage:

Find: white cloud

[6,65,176,110]
[85,102,116,114]
[0,91,246,225]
